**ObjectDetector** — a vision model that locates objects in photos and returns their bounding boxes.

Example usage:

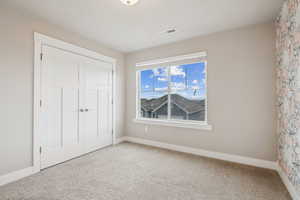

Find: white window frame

[134,52,212,131]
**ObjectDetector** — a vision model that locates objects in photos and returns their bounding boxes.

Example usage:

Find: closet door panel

[41,45,81,169]
[80,58,113,153]
[85,89,99,139]
[62,88,80,145]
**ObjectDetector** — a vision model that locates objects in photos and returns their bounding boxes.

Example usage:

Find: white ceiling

[2,0,283,53]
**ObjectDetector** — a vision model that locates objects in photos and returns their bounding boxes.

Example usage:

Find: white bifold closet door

[40,45,113,169]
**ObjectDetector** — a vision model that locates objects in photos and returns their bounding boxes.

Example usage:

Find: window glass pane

[140,67,168,119]
[140,68,168,92]
[170,65,186,91]
[140,69,154,92]
[170,62,206,121]
[153,68,168,92]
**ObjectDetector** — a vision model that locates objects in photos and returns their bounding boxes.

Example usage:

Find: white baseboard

[277,164,299,200]
[115,137,127,145]
[0,167,37,187]
[121,136,277,170]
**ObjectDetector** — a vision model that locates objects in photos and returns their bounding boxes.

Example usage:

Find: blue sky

[140,62,206,100]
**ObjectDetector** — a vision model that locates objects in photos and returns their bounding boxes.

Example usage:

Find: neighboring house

[141,94,205,121]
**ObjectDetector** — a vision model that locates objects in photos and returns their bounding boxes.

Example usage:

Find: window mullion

[167,66,171,120]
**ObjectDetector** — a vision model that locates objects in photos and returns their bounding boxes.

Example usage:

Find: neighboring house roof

[141,95,168,112]
[141,94,205,114]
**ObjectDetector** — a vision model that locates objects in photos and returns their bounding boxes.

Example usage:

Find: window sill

[133,118,212,131]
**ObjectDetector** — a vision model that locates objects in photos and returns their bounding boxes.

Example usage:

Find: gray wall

[125,23,277,161]
[0,4,125,176]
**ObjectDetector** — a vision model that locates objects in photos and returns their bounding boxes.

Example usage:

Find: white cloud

[157,77,167,82]
[170,66,186,77]
[154,87,168,91]
[192,80,198,84]
[171,82,185,90]
[145,85,150,89]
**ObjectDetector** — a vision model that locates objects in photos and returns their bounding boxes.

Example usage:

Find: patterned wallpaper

[276,0,300,195]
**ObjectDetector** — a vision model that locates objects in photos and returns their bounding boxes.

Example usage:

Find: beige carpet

[0,142,291,200]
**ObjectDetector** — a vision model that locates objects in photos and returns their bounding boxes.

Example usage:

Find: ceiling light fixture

[120,0,139,6]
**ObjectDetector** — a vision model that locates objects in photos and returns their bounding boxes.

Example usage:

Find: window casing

[135,53,210,129]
